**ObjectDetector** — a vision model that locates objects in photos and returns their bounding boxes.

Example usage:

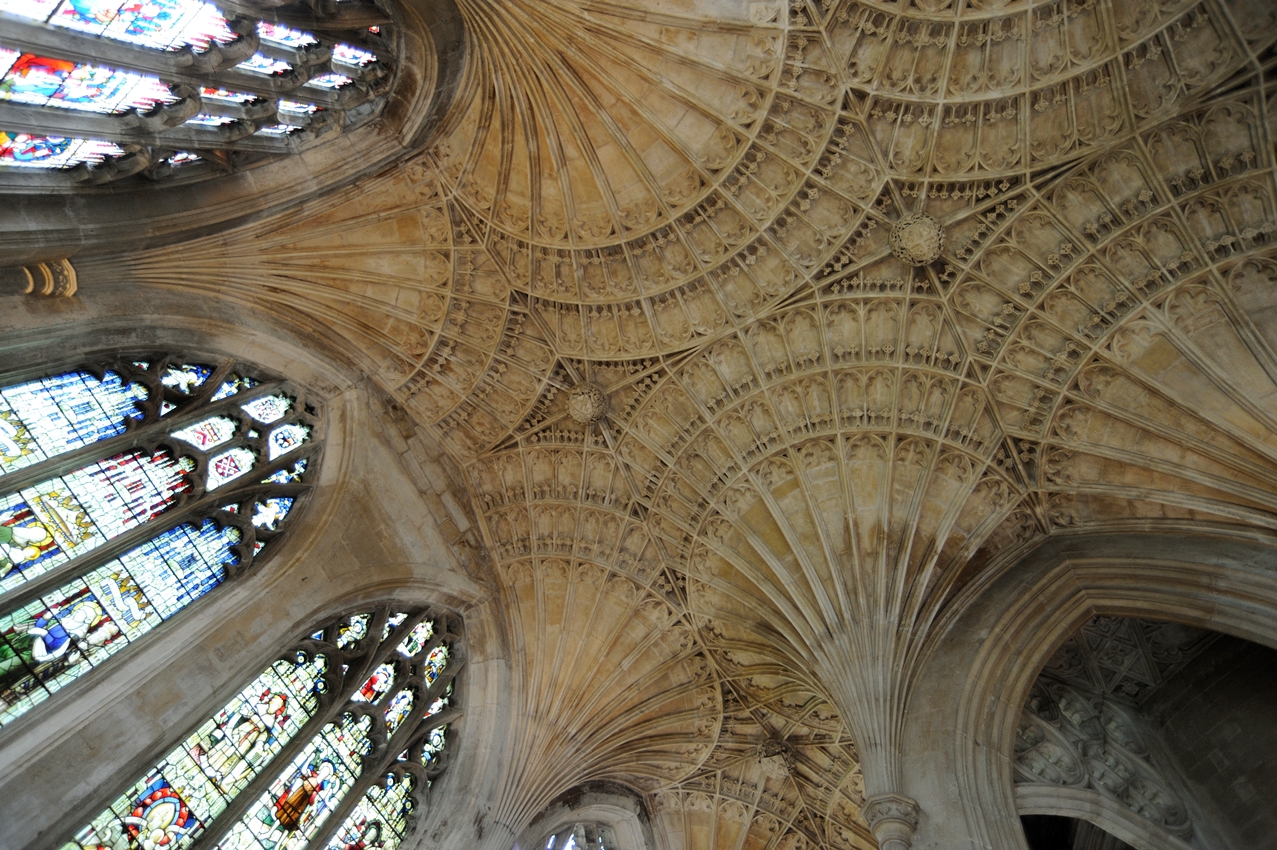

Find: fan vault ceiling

[93,0,1277,847]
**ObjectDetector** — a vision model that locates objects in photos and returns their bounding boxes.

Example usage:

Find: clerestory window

[62,605,461,850]
[0,353,319,729]
[0,0,394,184]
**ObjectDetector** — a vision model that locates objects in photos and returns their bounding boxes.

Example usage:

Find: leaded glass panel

[0,354,320,729]
[62,606,461,850]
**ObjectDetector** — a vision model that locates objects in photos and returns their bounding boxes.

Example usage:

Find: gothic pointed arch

[61,603,464,850]
[0,351,321,730]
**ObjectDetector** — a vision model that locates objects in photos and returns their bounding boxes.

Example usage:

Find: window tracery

[0,0,394,183]
[543,824,615,850]
[0,354,319,728]
[61,604,462,850]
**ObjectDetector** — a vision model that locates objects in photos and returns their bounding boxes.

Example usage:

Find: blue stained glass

[161,364,212,394]
[65,653,326,849]
[263,459,307,484]
[381,612,406,641]
[267,424,308,460]
[0,519,238,726]
[1,449,193,597]
[251,497,292,531]
[0,130,125,168]
[383,689,412,733]
[211,374,258,401]
[421,725,446,766]
[422,645,448,686]
[0,369,149,476]
[0,49,177,115]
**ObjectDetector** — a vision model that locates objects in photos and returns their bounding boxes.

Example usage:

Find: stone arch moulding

[514,781,657,850]
[0,0,466,267]
[897,530,1277,850]
[1014,785,1194,850]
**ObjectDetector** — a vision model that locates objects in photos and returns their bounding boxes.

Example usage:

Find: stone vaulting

[5,0,1277,849]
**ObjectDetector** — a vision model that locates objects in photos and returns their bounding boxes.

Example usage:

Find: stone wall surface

[5,0,1277,849]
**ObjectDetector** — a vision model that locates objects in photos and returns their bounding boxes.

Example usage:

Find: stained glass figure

[383,689,413,734]
[0,369,147,475]
[0,130,125,168]
[1,448,194,596]
[251,498,293,531]
[336,614,368,649]
[264,460,307,484]
[0,356,317,731]
[63,652,325,849]
[62,605,452,850]
[352,663,393,703]
[211,374,259,401]
[0,520,239,726]
[380,612,406,642]
[423,645,448,687]
[421,725,446,767]
[0,50,177,114]
[162,363,212,394]
[240,394,290,424]
[395,620,432,657]
[325,775,414,850]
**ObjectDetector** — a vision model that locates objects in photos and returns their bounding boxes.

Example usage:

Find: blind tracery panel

[0,0,394,184]
[0,354,319,728]
[63,605,461,850]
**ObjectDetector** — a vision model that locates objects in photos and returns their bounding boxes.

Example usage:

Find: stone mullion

[184,646,357,850]
[0,376,291,497]
[0,100,268,151]
[217,0,392,32]
[0,496,243,616]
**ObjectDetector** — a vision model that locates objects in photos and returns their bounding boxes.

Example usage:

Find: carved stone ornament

[567,383,609,424]
[889,214,945,266]
[862,793,921,850]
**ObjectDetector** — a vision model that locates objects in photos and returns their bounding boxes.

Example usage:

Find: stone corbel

[862,793,921,850]
[0,259,78,297]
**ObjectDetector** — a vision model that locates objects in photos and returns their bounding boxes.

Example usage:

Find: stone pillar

[0,259,78,297]
[862,793,921,850]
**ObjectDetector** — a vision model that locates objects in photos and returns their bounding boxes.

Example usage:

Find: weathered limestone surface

[4,0,1277,849]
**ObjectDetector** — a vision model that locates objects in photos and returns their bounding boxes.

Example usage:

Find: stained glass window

[0,0,393,182]
[62,606,461,850]
[0,355,320,728]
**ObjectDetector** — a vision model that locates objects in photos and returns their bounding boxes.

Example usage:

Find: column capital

[862,793,921,850]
